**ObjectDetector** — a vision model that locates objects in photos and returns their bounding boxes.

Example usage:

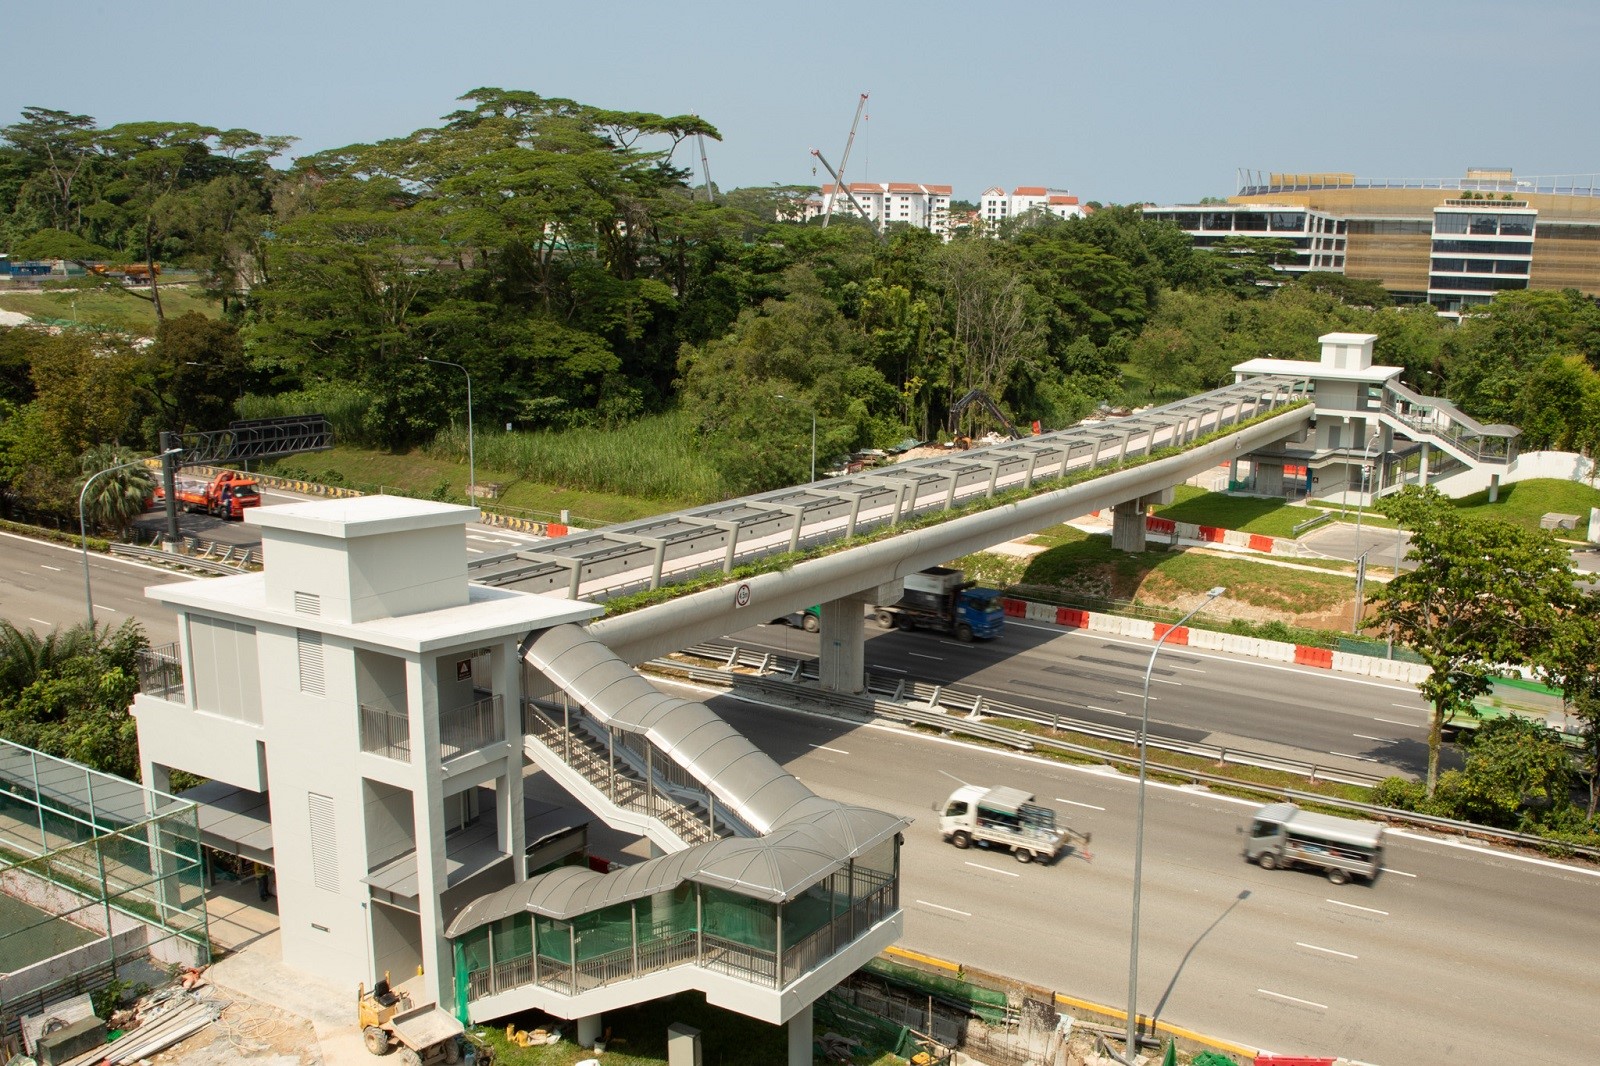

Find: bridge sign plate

[733,582,752,608]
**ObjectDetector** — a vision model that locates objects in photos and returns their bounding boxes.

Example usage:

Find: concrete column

[1111,501,1147,553]
[816,596,867,694]
[787,1002,813,1066]
[496,641,526,880]
[406,657,450,1003]
[1488,472,1501,503]
[577,1014,603,1047]
[1256,463,1285,496]
[1419,442,1431,486]
[1228,457,1240,487]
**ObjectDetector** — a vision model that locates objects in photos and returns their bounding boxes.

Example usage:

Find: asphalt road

[6,535,1596,1062]
[733,618,1444,780]
[692,684,1600,1065]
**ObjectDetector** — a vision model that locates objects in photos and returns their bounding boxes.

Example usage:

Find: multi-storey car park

[1144,167,1600,313]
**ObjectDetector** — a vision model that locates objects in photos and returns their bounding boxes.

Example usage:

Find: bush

[1372,776,1426,811]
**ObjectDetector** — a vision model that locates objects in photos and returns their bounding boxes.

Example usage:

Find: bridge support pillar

[787,1002,813,1066]
[1256,462,1284,496]
[1111,489,1172,553]
[1418,442,1431,486]
[577,1014,603,1047]
[1488,472,1500,503]
[818,581,901,694]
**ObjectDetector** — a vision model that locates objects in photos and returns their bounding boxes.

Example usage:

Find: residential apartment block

[807,182,953,237]
[979,186,1085,232]
[1145,168,1600,312]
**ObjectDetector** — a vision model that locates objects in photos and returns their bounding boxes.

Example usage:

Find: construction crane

[695,131,714,203]
[947,388,1021,447]
[810,148,880,238]
[821,92,868,227]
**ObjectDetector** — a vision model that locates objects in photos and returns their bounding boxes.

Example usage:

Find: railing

[522,699,723,845]
[136,643,184,699]
[700,936,778,986]
[1381,381,1517,464]
[780,879,896,983]
[359,704,411,761]
[440,695,504,760]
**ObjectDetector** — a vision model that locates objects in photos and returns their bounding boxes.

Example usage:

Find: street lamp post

[420,357,475,506]
[1351,433,1380,633]
[80,450,181,630]
[1124,585,1225,1064]
[775,395,816,484]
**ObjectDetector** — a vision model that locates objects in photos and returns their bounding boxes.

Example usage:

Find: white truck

[1241,802,1384,885]
[938,785,1089,864]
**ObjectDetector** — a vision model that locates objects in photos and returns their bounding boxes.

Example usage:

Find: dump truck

[154,470,260,519]
[875,567,1005,642]
[358,977,463,1065]
[938,785,1089,864]
[1241,802,1384,885]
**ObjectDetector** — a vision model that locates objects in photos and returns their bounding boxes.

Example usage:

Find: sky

[4,0,1596,206]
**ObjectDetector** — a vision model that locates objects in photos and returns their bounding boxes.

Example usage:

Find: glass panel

[1468,214,1499,235]
[1499,217,1533,236]
[572,902,634,962]
[1433,213,1468,234]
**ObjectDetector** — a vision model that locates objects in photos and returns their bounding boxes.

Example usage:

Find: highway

[730,619,1443,780]
[2,535,1442,779]
[689,683,1600,1065]
[8,539,1593,1062]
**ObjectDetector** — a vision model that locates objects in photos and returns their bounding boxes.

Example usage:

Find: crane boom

[695,131,714,203]
[821,92,868,227]
[810,149,879,237]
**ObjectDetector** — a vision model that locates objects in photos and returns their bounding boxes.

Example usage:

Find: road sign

[733,583,752,608]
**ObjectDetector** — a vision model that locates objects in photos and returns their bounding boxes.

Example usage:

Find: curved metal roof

[528,625,818,834]
[447,806,903,933]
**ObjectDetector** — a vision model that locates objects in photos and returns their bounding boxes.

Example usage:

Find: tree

[1541,592,1600,815]
[1435,716,1574,829]
[0,619,147,780]
[78,445,155,538]
[0,107,99,234]
[1368,487,1576,796]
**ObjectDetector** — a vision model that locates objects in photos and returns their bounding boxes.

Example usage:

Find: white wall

[1429,449,1596,499]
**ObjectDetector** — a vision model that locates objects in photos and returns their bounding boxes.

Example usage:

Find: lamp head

[1206,586,1226,599]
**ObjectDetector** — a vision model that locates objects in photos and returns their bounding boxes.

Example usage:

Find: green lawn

[1015,526,1355,618]
[0,283,220,336]
[1153,485,1318,538]
[263,445,694,527]
[1452,478,1600,534]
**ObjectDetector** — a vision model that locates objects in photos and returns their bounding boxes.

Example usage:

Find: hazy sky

[4,0,1595,205]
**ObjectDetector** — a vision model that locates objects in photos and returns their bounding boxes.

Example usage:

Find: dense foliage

[4,89,1600,514]
[0,620,148,780]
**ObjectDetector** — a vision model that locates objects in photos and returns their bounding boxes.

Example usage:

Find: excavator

[947,388,1021,449]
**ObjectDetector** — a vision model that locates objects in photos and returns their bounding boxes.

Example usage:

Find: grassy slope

[265,445,695,526]
[0,283,219,336]
[1452,478,1600,534]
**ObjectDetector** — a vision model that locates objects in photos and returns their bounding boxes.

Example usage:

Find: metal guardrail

[1291,510,1334,536]
[108,542,247,576]
[667,643,1383,786]
[656,647,1600,863]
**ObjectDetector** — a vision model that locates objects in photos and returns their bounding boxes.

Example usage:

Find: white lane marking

[1327,899,1388,916]
[1168,664,1207,674]
[1386,828,1600,878]
[1392,702,1420,710]
[909,652,942,661]
[1115,690,1151,701]
[1086,705,1126,716]
[916,900,972,917]
[1384,868,1417,878]
[872,665,907,673]
[40,564,61,572]
[1296,942,1358,959]
[1372,717,1413,726]
[92,604,117,613]
[1151,677,1183,687]
[466,534,502,543]
[807,743,849,755]
[1056,798,1106,811]
[1352,733,1386,741]
[466,548,482,554]
[29,618,51,626]
[1258,989,1328,1010]
[1328,751,1378,762]
[963,861,1020,878]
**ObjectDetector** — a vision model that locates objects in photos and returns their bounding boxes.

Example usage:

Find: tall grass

[237,383,375,446]
[426,409,725,502]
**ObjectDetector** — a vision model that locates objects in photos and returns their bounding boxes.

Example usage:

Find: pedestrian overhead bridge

[474,376,1313,677]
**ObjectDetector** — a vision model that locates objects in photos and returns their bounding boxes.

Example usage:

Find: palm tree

[0,619,99,697]
[78,444,155,538]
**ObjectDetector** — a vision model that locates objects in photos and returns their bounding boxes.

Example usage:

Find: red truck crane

[153,470,261,520]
